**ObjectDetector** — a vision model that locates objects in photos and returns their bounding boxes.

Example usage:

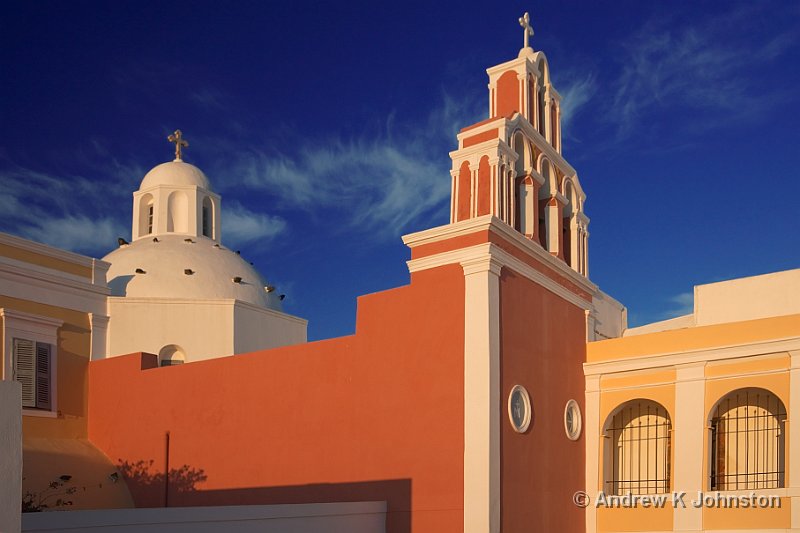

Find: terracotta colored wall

[499,269,586,533]
[477,156,491,216]
[457,161,471,222]
[496,71,519,118]
[462,128,499,148]
[89,265,465,533]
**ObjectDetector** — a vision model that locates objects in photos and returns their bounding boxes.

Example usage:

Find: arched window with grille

[709,388,786,490]
[603,399,671,495]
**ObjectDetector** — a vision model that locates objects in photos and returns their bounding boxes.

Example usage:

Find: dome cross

[167,129,189,162]
[519,12,534,50]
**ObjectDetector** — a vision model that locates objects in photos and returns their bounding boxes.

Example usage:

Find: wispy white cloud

[0,164,131,256]
[20,215,125,256]
[660,291,694,320]
[215,91,483,239]
[223,202,286,247]
[557,73,596,133]
[608,5,797,138]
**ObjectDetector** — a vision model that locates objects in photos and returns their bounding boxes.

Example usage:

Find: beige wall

[108,298,307,363]
[22,501,387,532]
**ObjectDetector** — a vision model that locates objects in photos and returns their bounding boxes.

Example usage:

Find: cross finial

[519,12,534,50]
[167,129,189,162]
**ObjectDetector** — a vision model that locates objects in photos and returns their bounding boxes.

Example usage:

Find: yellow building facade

[585,270,800,532]
[0,232,134,510]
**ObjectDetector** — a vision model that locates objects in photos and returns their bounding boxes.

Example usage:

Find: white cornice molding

[134,184,220,198]
[484,217,597,293]
[450,138,517,167]
[510,117,577,177]
[0,257,110,297]
[0,308,64,329]
[108,296,308,326]
[406,240,592,312]
[461,255,503,276]
[457,118,507,141]
[489,245,592,311]
[453,115,580,195]
[584,336,800,376]
[402,215,495,247]
[403,216,597,296]
[0,231,106,270]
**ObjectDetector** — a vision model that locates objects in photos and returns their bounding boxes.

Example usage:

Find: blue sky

[2,1,799,340]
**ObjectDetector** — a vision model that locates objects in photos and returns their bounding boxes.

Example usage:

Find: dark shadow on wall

[118,459,410,533]
[117,459,207,507]
[108,275,134,296]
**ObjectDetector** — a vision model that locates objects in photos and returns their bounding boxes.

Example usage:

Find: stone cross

[168,129,189,161]
[519,12,534,49]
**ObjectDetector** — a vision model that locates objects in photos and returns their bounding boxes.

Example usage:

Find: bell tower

[449,13,589,276]
[131,130,222,243]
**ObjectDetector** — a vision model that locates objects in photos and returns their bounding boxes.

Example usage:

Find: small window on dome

[147,204,154,234]
[159,344,186,367]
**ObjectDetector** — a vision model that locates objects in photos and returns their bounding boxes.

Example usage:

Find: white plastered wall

[233,301,307,355]
[107,298,308,362]
[696,269,800,326]
[107,298,235,361]
[0,380,22,533]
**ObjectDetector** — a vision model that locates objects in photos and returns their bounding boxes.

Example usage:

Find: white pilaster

[546,201,559,254]
[462,256,502,533]
[89,313,110,360]
[790,351,800,529]
[585,374,601,533]
[673,362,705,531]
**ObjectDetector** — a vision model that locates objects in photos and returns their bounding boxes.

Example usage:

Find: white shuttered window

[13,338,51,410]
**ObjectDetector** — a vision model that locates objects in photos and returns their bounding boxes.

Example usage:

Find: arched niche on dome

[201,196,215,239]
[158,344,186,367]
[137,193,155,238]
[167,191,189,234]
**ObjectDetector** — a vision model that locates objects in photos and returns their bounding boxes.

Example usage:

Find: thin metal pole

[165,431,171,507]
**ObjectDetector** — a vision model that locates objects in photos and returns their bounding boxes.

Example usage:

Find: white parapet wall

[1,381,22,533]
[22,501,386,533]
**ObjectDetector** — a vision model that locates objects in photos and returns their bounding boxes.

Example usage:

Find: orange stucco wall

[89,265,466,533]
[499,268,587,532]
[457,161,471,222]
[477,156,491,216]
[496,71,519,118]
[462,128,499,148]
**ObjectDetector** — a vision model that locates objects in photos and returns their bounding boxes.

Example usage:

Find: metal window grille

[604,401,671,495]
[710,389,786,490]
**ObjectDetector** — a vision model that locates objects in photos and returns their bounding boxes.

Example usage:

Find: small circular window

[508,385,532,433]
[564,399,582,440]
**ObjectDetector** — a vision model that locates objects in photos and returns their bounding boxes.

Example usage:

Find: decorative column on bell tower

[448,13,590,276]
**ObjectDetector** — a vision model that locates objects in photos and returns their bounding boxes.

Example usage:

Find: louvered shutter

[13,338,36,407]
[35,343,51,410]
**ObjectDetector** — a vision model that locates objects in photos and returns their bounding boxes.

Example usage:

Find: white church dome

[102,235,283,310]
[139,161,211,190]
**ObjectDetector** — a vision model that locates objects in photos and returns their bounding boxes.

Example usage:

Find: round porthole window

[508,385,531,433]
[564,399,582,440]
